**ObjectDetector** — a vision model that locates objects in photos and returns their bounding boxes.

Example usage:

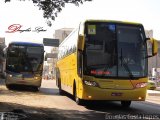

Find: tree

[5,0,92,26]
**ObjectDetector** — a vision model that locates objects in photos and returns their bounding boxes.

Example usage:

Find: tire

[74,83,83,105]
[55,69,59,87]
[121,101,131,108]
[58,78,65,95]
[56,69,64,95]
[56,68,61,87]
[33,86,39,92]
[6,84,12,90]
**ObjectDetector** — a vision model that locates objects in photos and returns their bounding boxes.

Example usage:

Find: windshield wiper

[120,48,134,79]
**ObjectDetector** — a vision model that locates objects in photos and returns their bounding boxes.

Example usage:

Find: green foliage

[4,0,92,26]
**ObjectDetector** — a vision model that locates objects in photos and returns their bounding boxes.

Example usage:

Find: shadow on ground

[1,101,160,120]
[0,102,106,120]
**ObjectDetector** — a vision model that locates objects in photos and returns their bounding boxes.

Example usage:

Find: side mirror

[78,35,84,51]
[3,47,7,58]
[147,38,158,57]
[2,52,5,58]
[152,38,158,56]
[44,55,47,61]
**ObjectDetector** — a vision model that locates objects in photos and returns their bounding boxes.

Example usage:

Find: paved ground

[0,79,160,120]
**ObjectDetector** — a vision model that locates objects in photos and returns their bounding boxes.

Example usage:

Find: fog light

[34,77,39,80]
[138,97,142,100]
[88,96,92,99]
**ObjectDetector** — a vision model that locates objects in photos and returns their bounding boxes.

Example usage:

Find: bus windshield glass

[84,22,147,78]
[7,45,44,73]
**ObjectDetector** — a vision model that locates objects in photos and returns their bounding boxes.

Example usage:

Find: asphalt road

[0,79,160,120]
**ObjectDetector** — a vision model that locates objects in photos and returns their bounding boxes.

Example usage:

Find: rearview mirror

[78,35,84,51]
[147,38,158,57]
[3,47,7,58]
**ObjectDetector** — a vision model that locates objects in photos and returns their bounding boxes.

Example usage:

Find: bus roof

[9,41,44,47]
[83,19,143,25]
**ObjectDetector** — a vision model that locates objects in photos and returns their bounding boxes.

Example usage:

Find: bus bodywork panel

[57,53,77,94]
[5,73,42,87]
[78,76,147,100]
[81,85,146,101]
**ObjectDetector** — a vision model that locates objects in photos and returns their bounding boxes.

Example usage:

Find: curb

[147,93,160,96]
[147,90,160,96]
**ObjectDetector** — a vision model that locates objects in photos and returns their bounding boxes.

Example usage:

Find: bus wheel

[121,101,131,108]
[6,85,12,90]
[33,87,39,92]
[58,79,64,95]
[74,84,83,105]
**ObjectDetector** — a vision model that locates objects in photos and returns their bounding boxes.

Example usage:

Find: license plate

[111,92,123,96]
[16,75,22,78]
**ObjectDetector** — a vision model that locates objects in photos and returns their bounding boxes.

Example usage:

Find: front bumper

[5,75,42,87]
[80,85,147,101]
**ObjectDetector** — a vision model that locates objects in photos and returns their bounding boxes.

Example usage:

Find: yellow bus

[56,20,157,107]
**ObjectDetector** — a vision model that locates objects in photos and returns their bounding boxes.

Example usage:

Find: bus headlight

[135,82,147,88]
[9,74,13,77]
[34,77,39,80]
[84,80,99,87]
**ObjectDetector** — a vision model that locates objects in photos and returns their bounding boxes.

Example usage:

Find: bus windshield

[7,45,44,73]
[84,22,147,78]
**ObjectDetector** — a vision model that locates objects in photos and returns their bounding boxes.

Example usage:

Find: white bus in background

[4,41,44,91]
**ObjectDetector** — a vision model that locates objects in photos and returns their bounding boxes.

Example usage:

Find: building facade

[55,28,73,44]
[0,37,6,78]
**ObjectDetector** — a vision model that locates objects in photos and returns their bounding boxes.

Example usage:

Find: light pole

[156,54,158,86]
